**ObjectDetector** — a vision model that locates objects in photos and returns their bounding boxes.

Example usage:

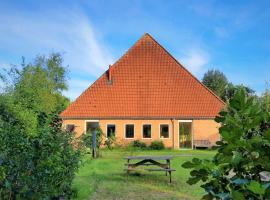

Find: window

[66,124,75,132]
[179,121,192,149]
[125,124,134,138]
[160,124,169,138]
[142,124,151,138]
[107,124,116,138]
[86,121,99,133]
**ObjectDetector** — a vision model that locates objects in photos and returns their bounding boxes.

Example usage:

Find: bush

[149,140,165,150]
[104,136,116,150]
[0,107,82,199]
[81,127,104,149]
[182,88,270,199]
[131,140,147,149]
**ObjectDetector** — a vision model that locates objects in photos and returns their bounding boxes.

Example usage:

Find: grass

[72,148,215,200]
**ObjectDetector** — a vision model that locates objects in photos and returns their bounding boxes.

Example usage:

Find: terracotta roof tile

[61,33,225,119]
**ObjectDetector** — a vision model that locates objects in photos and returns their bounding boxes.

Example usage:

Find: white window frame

[106,123,116,138]
[124,123,135,139]
[142,124,152,139]
[159,124,170,139]
[178,120,193,149]
[84,120,99,134]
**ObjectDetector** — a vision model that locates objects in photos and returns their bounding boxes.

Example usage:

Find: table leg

[166,159,170,176]
[127,159,130,175]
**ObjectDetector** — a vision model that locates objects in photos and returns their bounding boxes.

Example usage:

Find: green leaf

[232,151,242,166]
[187,176,201,185]
[232,190,245,200]
[231,178,249,186]
[182,161,196,169]
[247,180,265,195]
[182,158,202,169]
[251,151,259,159]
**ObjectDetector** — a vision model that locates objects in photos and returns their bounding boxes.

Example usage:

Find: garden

[73,149,215,200]
[1,54,270,199]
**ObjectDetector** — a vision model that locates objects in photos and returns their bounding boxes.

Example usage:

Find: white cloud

[0,7,114,100]
[179,48,210,76]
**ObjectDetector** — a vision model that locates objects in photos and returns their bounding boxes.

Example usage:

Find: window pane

[143,125,151,138]
[107,124,116,138]
[66,124,75,132]
[179,122,192,148]
[160,124,169,138]
[125,124,134,138]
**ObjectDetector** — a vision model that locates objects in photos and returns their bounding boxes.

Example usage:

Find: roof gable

[61,33,224,119]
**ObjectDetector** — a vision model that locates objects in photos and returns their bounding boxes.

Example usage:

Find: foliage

[0,104,82,199]
[182,88,270,199]
[0,53,81,199]
[1,53,70,115]
[104,135,116,150]
[223,83,255,102]
[131,140,148,149]
[261,88,270,113]
[149,140,165,150]
[202,69,228,100]
[82,127,104,150]
[202,69,255,101]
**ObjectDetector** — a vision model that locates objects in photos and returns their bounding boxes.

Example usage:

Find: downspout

[171,118,175,149]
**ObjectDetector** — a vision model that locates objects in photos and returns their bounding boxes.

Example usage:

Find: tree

[0,53,82,199]
[182,88,270,199]
[261,88,270,113]
[1,53,70,116]
[202,69,255,102]
[0,103,82,199]
[224,83,255,101]
[202,69,228,100]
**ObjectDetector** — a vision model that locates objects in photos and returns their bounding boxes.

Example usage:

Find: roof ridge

[144,33,225,105]
[61,33,225,118]
[109,33,152,70]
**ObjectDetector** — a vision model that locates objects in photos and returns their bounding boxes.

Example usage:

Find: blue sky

[0,0,270,100]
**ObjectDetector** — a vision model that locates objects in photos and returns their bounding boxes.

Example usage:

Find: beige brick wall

[63,118,220,148]
[193,120,221,146]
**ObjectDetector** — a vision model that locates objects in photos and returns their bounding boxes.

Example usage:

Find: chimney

[108,65,112,83]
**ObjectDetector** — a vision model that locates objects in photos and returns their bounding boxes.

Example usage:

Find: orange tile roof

[61,33,225,119]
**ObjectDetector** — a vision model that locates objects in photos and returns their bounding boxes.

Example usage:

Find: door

[179,121,192,149]
[86,121,99,134]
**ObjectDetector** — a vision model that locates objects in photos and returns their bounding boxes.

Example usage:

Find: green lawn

[73,149,215,200]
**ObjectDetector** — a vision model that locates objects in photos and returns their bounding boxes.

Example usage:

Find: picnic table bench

[124,155,176,183]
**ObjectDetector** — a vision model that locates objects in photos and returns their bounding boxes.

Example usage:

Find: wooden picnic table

[124,155,176,183]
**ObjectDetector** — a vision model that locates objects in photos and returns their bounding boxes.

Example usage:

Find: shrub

[149,140,165,150]
[0,110,82,199]
[81,127,104,149]
[182,88,270,199]
[131,140,147,149]
[104,135,116,150]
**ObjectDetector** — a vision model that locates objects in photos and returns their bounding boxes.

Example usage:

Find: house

[61,33,225,149]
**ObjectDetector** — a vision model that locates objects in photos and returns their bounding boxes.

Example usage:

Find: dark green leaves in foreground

[182,88,270,199]
[0,108,82,199]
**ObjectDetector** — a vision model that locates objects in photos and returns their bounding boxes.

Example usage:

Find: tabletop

[124,155,173,160]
